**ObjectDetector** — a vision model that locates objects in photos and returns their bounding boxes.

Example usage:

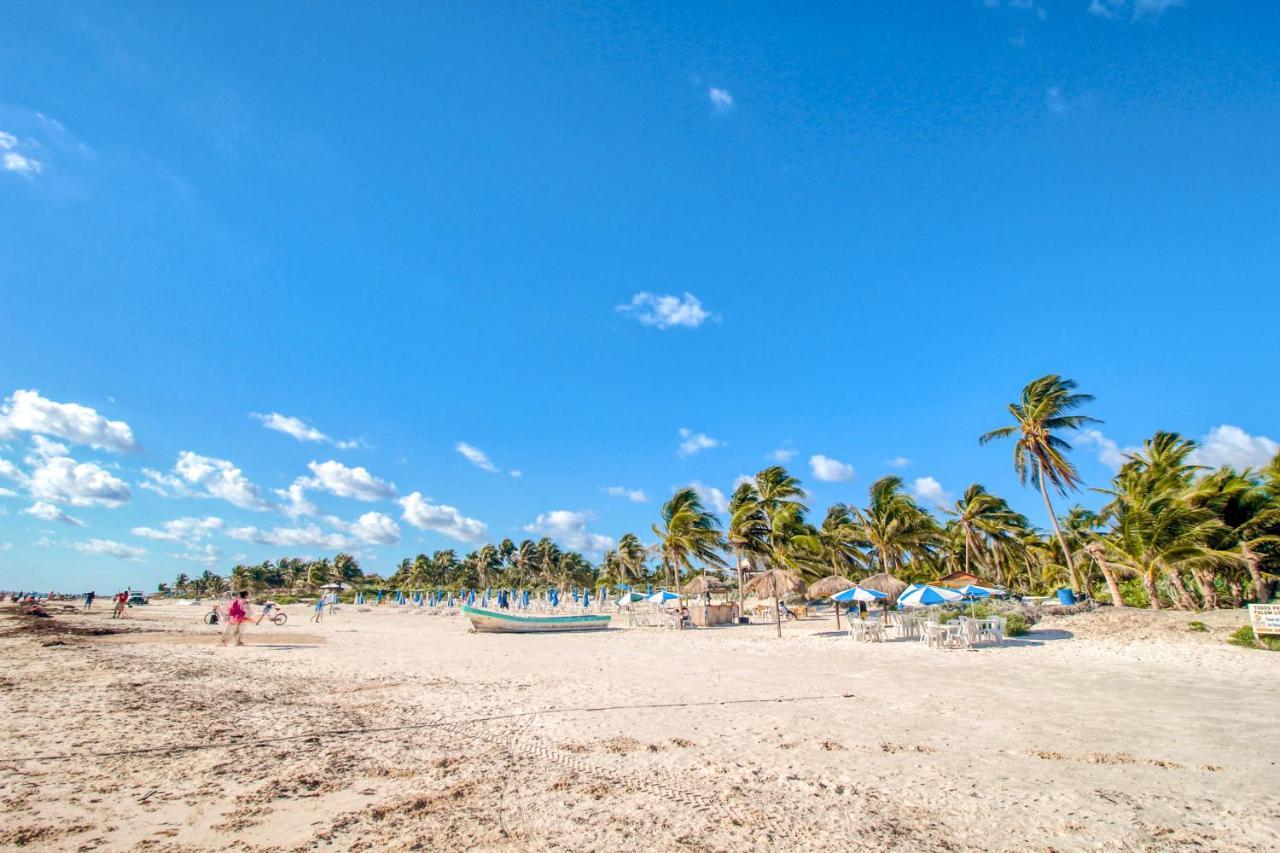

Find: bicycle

[203,603,287,626]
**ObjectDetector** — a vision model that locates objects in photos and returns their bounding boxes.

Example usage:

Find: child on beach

[311,596,325,623]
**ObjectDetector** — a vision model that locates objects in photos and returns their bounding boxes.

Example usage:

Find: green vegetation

[158,375,1280,612]
[1228,625,1280,651]
[1187,621,1208,632]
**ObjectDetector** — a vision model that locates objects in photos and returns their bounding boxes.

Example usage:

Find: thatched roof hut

[858,572,909,605]
[807,575,855,599]
[746,570,806,638]
[683,575,730,596]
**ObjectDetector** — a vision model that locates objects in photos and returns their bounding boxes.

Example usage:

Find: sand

[1,602,1278,851]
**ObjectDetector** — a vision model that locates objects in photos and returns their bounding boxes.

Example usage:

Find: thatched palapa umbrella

[858,572,908,616]
[682,575,730,597]
[747,569,807,638]
[807,575,855,629]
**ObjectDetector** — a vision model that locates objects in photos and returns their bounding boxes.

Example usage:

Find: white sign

[1248,604,1280,637]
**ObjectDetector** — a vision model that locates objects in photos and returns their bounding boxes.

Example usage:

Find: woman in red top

[220,591,252,647]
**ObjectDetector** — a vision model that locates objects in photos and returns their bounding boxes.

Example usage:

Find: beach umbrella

[898,584,964,609]
[647,590,680,604]
[582,590,591,608]
[682,575,730,598]
[615,591,647,606]
[829,585,888,630]
[858,572,909,606]
[746,569,807,638]
[956,583,998,615]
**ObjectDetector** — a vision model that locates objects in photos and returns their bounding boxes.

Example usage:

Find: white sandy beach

[2,603,1278,851]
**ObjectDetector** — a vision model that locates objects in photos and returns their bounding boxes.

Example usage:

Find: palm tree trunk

[774,597,781,638]
[1190,567,1218,610]
[1038,475,1082,593]
[1162,564,1199,611]
[1085,545,1125,608]
[1242,544,1272,604]
[1141,569,1163,609]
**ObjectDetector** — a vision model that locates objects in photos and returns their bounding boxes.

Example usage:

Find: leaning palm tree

[1185,467,1280,604]
[818,503,870,578]
[980,374,1100,592]
[943,484,1019,576]
[652,487,726,596]
[747,568,807,638]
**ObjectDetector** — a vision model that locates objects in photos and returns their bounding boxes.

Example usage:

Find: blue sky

[2,0,1278,591]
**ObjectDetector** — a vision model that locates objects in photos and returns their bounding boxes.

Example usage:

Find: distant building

[935,571,990,589]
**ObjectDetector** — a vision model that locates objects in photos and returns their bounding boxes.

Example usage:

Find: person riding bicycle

[255,601,279,625]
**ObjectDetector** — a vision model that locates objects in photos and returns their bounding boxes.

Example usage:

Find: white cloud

[2,152,41,175]
[708,87,734,113]
[1090,0,1182,20]
[983,0,1046,19]
[171,543,222,566]
[0,389,136,452]
[142,451,271,511]
[524,510,614,553]
[304,460,396,501]
[1189,425,1280,471]
[885,456,911,469]
[509,470,523,479]
[22,501,85,526]
[455,441,500,474]
[275,479,318,518]
[677,427,721,457]
[74,538,146,560]
[1076,429,1134,472]
[689,482,728,514]
[0,486,17,497]
[226,523,350,549]
[327,511,401,545]
[809,454,855,483]
[28,454,131,507]
[733,473,754,491]
[911,476,950,504]
[604,485,649,503]
[617,292,711,330]
[131,516,223,543]
[253,412,358,449]
[0,131,16,149]
[399,492,488,543]
[767,448,797,463]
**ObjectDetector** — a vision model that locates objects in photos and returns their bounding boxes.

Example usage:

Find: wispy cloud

[303,460,397,501]
[603,485,649,503]
[227,523,349,549]
[0,131,42,176]
[252,412,359,449]
[885,456,911,469]
[617,292,711,329]
[1076,429,1134,472]
[455,441,498,473]
[677,427,721,457]
[768,448,797,463]
[689,481,728,514]
[131,516,224,543]
[1090,0,1183,21]
[22,501,85,526]
[708,87,734,113]
[74,538,146,560]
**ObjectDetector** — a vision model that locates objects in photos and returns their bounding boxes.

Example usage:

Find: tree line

[162,376,1279,610]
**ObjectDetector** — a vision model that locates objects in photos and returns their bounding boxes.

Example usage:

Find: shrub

[1003,613,1030,637]
[1228,625,1280,652]
[1187,621,1208,633]
[1116,579,1150,608]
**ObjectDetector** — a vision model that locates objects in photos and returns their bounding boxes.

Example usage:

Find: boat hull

[462,605,611,634]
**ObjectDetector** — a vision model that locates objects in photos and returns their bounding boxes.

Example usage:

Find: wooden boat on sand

[462,605,611,634]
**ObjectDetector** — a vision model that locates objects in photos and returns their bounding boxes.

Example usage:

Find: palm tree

[1104,492,1222,610]
[817,504,868,577]
[616,533,648,585]
[1186,467,1280,604]
[980,374,1100,592]
[850,476,940,574]
[943,484,1019,576]
[652,487,726,596]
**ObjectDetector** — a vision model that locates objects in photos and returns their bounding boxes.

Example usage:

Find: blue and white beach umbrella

[647,590,680,604]
[956,584,997,599]
[582,590,591,607]
[897,584,964,608]
[830,586,889,604]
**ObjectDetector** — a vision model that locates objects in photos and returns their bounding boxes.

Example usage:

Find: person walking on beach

[83,590,95,610]
[220,591,252,646]
[311,595,326,623]
[112,591,127,619]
